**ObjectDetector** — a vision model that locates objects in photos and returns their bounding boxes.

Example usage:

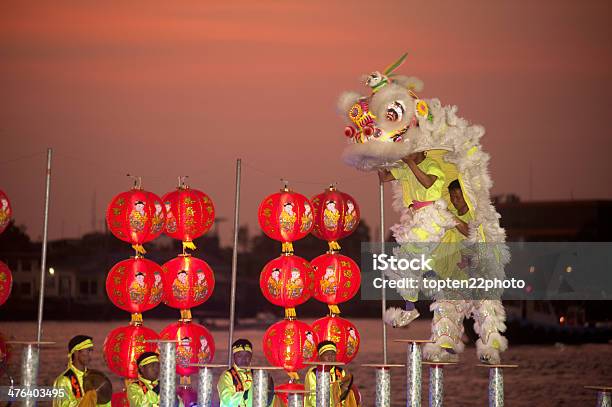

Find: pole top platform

[304,361,345,367]
[361,363,405,369]
[584,386,612,392]
[275,389,312,395]
[393,339,435,344]
[476,364,519,368]
[249,366,285,370]
[6,341,55,346]
[422,361,457,366]
[189,364,229,369]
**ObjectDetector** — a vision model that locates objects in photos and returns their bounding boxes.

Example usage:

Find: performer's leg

[423,300,469,362]
[471,299,508,364]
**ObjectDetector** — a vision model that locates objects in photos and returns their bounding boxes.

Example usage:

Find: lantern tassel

[182,241,197,252]
[180,375,191,386]
[285,308,297,319]
[180,309,192,322]
[130,313,143,325]
[328,241,341,252]
[132,244,147,255]
[328,305,341,316]
[282,242,294,254]
[287,372,300,381]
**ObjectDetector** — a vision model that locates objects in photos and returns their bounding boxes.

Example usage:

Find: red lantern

[105,257,164,322]
[311,316,360,364]
[159,321,215,377]
[262,319,318,377]
[258,187,314,253]
[103,324,159,379]
[0,261,13,307]
[106,187,165,254]
[274,383,305,405]
[111,392,129,407]
[259,255,313,318]
[311,253,360,315]
[162,185,215,250]
[311,187,360,251]
[161,255,215,320]
[0,190,11,235]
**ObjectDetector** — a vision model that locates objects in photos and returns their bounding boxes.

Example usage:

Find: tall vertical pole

[21,344,39,407]
[159,341,177,407]
[36,148,52,343]
[379,180,387,363]
[227,158,242,366]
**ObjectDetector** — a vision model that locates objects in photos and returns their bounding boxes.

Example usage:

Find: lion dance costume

[338,54,510,364]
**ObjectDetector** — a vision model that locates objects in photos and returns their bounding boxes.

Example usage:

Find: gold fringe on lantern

[130,313,143,325]
[328,305,341,316]
[281,242,294,254]
[180,376,191,386]
[182,240,196,252]
[287,372,300,381]
[284,308,297,320]
[180,309,192,322]
[328,241,341,252]
[132,244,147,255]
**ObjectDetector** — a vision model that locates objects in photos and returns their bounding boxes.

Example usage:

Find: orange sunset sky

[1,0,611,244]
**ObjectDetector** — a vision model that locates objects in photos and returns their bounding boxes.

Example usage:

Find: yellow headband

[318,343,337,356]
[232,344,252,354]
[69,339,94,357]
[139,355,159,367]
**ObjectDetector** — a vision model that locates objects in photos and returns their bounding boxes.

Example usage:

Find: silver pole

[197,367,214,407]
[407,343,422,407]
[315,368,331,407]
[227,158,241,366]
[287,393,305,407]
[159,341,177,407]
[252,369,269,407]
[597,391,612,407]
[429,366,444,407]
[488,367,504,407]
[375,367,391,407]
[36,148,52,343]
[21,344,39,407]
[379,180,387,364]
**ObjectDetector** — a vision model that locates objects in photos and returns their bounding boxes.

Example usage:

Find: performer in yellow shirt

[53,335,111,407]
[304,341,359,407]
[217,339,277,407]
[127,352,161,407]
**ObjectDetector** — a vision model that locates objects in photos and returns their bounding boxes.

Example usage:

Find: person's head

[448,180,468,213]
[326,200,336,211]
[135,272,145,284]
[408,151,426,163]
[137,352,160,381]
[135,201,145,211]
[347,201,354,211]
[283,202,294,214]
[68,335,94,369]
[178,270,188,283]
[317,340,337,363]
[232,339,253,367]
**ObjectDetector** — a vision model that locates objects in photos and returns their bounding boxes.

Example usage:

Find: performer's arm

[217,371,245,407]
[126,382,152,407]
[378,169,395,183]
[402,156,437,188]
[53,376,79,407]
[339,372,354,401]
[455,217,470,237]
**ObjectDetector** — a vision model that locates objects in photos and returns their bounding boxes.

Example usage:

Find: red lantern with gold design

[311,315,360,364]
[106,187,165,254]
[161,254,215,321]
[105,257,164,323]
[0,260,13,307]
[262,319,318,378]
[311,253,360,315]
[103,324,159,379]
[259,255,313,318]
[0,190,12,235]
[111,392,129,407]
[311,187,359,251]
[159,321,215,377]
[162,183,215,251]
[258,187,314,253]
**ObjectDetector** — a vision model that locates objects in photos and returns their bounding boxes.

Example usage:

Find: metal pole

[379,180,387,364]
[315,368,331,407]
[227,158,241,366]
[407,343,422,407]
[36,148,52,343]
[197,367,214,407]
[287,393,305,407]
[488,367,504,407]
[252,369,269,407]
[21,344,39,407]
[375,367,391,407]
[597,391,611,407]
[159,341,177,407]
[429,366,444,407]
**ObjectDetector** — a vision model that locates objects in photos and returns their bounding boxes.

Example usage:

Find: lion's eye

[386,101,405,122]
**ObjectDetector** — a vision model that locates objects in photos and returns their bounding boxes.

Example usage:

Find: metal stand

[585,386,612,407]
[362,364,405,407]
[157,340,178,407]
[423,362,456,407]
[477,364,518,407]
[395,339,433,407]
[7,341,54,407]
[304,361,344,407]
[190,364,226,407]
[275,389,310,407]
[250,366,283,407]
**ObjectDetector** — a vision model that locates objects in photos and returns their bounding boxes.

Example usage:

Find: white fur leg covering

[383,307,420,328]
[472,300,508,364]
[423,300,469,362]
